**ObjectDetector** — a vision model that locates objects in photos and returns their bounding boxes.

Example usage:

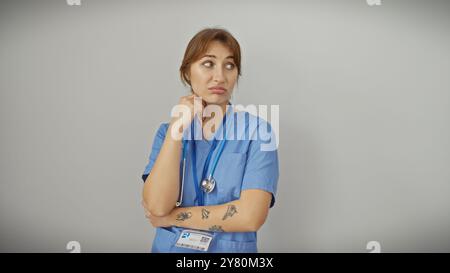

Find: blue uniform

[141,109,279,253]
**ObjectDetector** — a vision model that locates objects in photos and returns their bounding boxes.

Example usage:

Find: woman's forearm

[167,199,258,233]
[142,119,184,216]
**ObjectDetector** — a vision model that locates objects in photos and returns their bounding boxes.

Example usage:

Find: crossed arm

[142,189,272,233]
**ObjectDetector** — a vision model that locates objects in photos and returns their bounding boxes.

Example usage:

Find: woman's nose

[212,67,225,82]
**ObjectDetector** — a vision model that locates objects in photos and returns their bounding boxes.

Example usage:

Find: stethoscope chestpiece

[201,177,216,193]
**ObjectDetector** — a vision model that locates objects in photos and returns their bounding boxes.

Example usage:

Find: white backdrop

[1,0,449,252]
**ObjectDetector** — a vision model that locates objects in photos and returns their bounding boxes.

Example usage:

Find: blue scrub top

[141,109,279,253]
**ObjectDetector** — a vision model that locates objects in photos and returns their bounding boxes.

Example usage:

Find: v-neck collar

[192,103,233,146]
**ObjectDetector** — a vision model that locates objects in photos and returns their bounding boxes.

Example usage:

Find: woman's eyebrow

[202,54,234,60]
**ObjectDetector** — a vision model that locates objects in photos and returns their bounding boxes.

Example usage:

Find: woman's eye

[202,61,235,70]
[202,61,213,68]
[225,63,235,70]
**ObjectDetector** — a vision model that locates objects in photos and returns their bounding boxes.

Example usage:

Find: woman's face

[188,41,238,106]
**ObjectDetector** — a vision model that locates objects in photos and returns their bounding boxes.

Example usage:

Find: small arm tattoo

[201,208,210,219]
[222,205,238,220]
[176,211,192,221]
[209,225,224,232]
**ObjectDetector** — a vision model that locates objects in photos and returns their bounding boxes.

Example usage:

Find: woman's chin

[203,95,229,105]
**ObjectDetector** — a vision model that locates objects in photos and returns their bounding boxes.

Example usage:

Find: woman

[141,28,279,253]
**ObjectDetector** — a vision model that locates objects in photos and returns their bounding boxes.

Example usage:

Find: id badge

[175,229,214,252]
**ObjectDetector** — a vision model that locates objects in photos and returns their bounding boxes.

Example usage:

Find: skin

[187,40,239,139]
[188,40,237,106]
[142,40,272,233]
[143,190,272,233]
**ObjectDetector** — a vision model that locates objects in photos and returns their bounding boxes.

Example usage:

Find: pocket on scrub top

[214,152,247,204]
[151,227,177,253]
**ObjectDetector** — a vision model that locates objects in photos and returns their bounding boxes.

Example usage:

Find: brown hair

[179,28,242,87]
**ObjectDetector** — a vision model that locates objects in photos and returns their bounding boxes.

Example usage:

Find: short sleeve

[241,119,279,208]
[141,123,169,182]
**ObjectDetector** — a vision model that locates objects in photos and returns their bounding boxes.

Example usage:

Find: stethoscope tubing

[175,104,232,207]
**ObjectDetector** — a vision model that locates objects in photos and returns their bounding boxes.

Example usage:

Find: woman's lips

[208,87,227,94]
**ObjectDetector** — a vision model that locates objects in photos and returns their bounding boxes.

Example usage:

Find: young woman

[141,28,279,253]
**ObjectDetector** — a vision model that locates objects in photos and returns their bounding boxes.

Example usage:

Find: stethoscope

[176,104,232,207]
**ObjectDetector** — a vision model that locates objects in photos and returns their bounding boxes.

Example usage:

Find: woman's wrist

[167,118,185,141]
[168,115,195,141]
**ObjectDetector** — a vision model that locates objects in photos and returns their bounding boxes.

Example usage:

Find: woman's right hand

[169,94,205,139]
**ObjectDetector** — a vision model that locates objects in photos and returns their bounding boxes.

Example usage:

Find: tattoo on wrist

[209,225,224,232]
[201,208,210,219]
[222,205,238,220]
[176,211,192,221]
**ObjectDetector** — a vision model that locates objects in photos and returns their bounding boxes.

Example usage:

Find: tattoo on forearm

[201,208,210,219]
[222,205,238,220]
[176,211,192,221]
[209,225,224,232]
